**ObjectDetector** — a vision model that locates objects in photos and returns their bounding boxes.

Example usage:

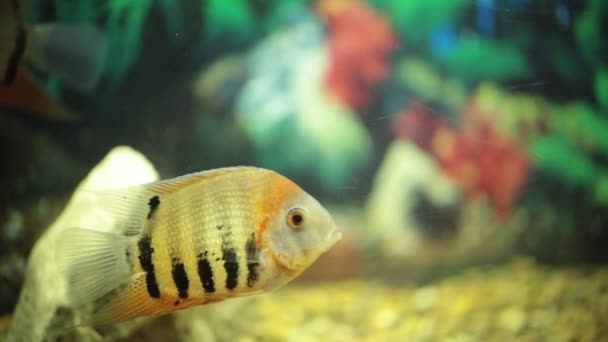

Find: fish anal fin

[86,274,205,326]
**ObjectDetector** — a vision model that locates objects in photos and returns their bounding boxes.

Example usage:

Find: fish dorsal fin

[80,178,172,236]
[80,185,157,236]
[81,167,261,236]
[143,166,259,194]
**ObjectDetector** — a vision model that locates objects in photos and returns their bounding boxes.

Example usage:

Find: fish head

[260,184,342,282]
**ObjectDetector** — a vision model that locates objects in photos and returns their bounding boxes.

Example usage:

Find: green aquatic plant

[397,58,442,102]
[53,0,99,23]
[528,129,608,204]
[369,0,469,45]
[158,0,184,37]
[261,0,309,33]
[206,0,255,41]
[436,36,529,83]
[551,102,608,157]
[575,0,607,66]
[206,0,309,37]
[596,67,608,110]
[594,173,608,205]
[397,57,467,110]
[105,0,155,84]
[369,0,528,84]
[530,135,598,188]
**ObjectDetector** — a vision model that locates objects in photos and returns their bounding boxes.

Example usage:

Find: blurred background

[1,0,607,340]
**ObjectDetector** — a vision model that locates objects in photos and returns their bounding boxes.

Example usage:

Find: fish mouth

[323,229,342,251]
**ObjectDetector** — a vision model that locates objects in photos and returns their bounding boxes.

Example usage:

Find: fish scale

[147,175,259,300]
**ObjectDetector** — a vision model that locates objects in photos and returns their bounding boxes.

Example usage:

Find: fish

[58,166,342,326]
[0,0,107,120]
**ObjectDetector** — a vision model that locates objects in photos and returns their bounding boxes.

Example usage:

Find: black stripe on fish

[4,0,25,87]
[147,195,160,219]
[223,248,239,290]
[171,259,189,299]
[245,233,260,287]
[3,27,26,87]
[197,252,215,293]
[138,236,160,298]
[221,226,239,290]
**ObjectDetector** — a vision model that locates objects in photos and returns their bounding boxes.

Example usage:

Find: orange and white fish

[59,167,341,326]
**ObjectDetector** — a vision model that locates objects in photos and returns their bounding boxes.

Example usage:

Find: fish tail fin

[58,228,195,326]
[27,23,108,92]
[58,228,133,308]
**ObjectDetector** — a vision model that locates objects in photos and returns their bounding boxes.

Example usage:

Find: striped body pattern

[133,169,289,304]
[60,167,341,325]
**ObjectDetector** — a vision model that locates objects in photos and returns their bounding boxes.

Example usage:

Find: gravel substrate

[197,257,608,342]
[2,257,606,341]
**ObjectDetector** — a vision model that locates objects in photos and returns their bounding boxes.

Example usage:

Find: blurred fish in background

[0,0,107,120]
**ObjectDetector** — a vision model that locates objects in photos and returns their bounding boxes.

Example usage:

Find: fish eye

[287,208,305,229]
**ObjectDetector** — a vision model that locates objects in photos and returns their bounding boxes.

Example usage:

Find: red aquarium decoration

[393,100,531,219]
[317,0,398,110]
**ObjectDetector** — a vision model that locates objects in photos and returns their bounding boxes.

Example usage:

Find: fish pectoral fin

[84,273,203,326]
[58,228,132,307]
